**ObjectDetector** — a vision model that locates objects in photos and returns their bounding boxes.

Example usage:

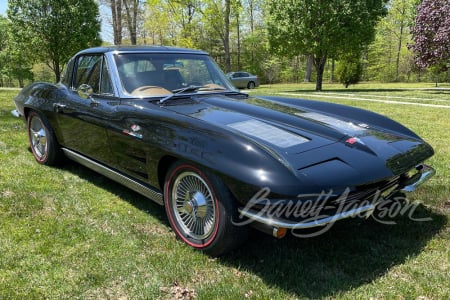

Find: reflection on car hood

[162,94,433,176]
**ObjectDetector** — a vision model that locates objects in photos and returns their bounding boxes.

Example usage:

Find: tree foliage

[267,0,388,91]
[7,0,102,82]
[336,55,363,88]
[0,15,34,87]
[2,0,449,87]
[367,0,417,82]
[410,0,450,71]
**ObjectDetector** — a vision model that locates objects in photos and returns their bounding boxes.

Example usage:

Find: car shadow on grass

[61,160,447,298]
[61,160,169,224]
[221,205,447,298]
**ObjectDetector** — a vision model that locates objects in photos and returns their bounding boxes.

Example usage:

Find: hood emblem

[123,124,143,139]
[346,137,365,145]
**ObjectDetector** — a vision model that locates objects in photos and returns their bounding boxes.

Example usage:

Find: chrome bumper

[239,164,434,235]
[401,164,435,193]
[11,109,21,118]
[238,203,375,230]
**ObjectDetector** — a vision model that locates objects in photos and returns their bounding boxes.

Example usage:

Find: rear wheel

[247,81,255,89]
[27,111,63,165]
[164,162,247,256]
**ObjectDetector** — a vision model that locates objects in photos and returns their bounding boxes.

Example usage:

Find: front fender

[140,113,305,204]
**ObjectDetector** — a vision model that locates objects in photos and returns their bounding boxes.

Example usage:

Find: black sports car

[13,46,435,256]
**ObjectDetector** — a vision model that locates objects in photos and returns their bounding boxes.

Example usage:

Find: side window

[61,58,74,86]
[74,55,113,96]
[100,59,113,95]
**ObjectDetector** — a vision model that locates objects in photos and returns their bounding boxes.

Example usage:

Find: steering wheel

[131,86,172,96]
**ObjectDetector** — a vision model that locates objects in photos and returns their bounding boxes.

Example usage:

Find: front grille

[331,176,400,206]
[245,176,402,225]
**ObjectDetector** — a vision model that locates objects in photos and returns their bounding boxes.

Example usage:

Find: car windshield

[114,53,236,97]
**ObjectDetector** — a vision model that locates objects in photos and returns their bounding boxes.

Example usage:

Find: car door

[234,72,247,88]
[54,54,118,165]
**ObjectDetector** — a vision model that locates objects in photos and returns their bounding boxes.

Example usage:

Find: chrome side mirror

[77,84,93,99]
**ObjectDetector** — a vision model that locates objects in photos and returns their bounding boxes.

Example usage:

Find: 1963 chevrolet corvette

[13,46,435,256]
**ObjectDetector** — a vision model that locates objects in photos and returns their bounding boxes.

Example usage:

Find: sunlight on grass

[0,86,449,299]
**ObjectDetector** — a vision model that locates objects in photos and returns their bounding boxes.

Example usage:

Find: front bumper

[11,109,21,118]
[239,164,435,236]
[239,203,375,230]
[400,164,435,193]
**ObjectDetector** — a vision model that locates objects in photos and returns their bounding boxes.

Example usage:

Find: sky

[0,0,113,43]
[0,1,7,16]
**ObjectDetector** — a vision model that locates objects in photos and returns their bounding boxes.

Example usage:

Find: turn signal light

[274,227,287,239]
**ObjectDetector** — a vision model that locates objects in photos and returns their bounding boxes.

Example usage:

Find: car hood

[162,94,433,178]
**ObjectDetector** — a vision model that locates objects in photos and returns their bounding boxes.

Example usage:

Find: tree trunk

[223,0,231,73]
[395,18,404,82]
[236,11,241,70]
[123,0,138,45]
[330,59,335,82]
[313,55,327,91]
[111,0,122,45]
[249,0,254,68]
[53,60,61,83]
[304,55,313,82]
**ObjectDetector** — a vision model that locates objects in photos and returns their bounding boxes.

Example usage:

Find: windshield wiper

[159,85,203,104]
[159,85,227,104]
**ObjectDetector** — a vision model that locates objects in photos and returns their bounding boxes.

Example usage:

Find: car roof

[75,45,209,56]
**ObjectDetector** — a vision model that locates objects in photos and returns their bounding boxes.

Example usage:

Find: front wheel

[164,162,247,256]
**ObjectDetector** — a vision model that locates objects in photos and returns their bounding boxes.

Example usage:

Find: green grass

[1,83,449,299]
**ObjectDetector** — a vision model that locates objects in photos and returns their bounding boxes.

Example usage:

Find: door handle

[53,103,67,113]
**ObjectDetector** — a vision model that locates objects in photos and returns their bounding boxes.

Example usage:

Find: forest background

[0,0,449,90]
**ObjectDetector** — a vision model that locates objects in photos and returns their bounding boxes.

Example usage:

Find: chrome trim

[11,109,21,118]
[239,204,375,229]
[62,148,163,205]
[401,164,435,193]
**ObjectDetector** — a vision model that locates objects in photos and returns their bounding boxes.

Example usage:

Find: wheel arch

[157,155,179,191]
[156,154,246,206]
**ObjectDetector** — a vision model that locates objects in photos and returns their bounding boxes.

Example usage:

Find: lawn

[0,83,449,299]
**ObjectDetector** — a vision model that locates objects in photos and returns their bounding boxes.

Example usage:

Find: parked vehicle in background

[226,71,260,89]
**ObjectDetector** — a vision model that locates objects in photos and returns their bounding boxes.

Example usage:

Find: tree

[8,0,102,82]
[0,15,34,87]
[145,0,172,45]
[110,0,123,45]
[410,0,450,71]
[267,0,388,91]
[336,54,363,88]
[367,0,417,82]
[123,0,141,45]
[201,0,236,73]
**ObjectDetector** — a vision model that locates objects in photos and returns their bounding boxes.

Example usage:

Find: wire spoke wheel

[172,172,216,240]
[29,116,48,160]
[164,162,247,256]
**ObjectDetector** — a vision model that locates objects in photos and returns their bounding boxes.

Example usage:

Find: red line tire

[164,162,247,256]
[27,110,63,166]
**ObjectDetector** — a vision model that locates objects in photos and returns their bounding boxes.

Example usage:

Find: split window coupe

[13,46,435,256]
